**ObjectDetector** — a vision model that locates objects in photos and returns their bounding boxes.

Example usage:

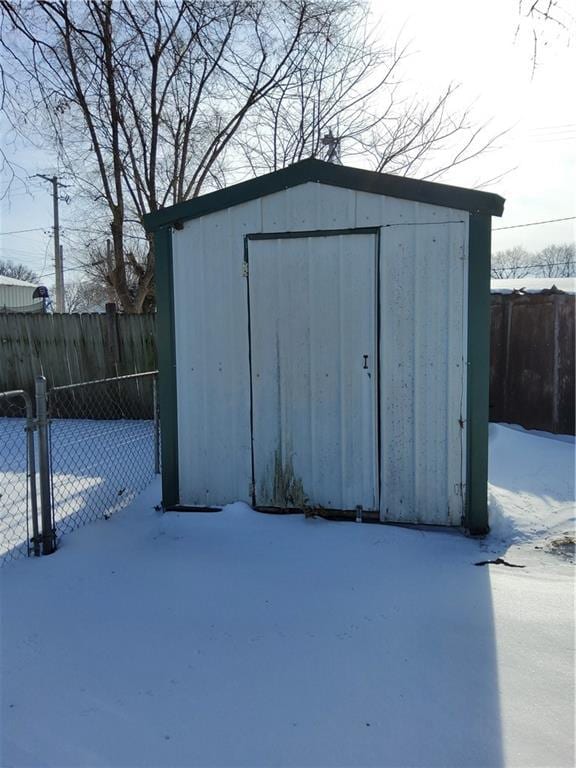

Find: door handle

[363,355,368,369]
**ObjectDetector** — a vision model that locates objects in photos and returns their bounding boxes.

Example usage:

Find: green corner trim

[465,213,491,535]
[154,227,179,508]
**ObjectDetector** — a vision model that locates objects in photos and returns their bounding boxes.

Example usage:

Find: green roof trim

[143,158,505,232]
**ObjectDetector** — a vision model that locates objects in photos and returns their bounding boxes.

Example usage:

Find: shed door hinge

[242,261,249,278]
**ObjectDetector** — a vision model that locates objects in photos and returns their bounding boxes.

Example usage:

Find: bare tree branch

[0,0,509,311]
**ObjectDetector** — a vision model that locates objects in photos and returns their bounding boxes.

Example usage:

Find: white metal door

[248,232,378,511]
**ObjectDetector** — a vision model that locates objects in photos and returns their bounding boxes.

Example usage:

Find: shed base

[256,506,380,524]
[163,503,481,536]
[168,504,223,513]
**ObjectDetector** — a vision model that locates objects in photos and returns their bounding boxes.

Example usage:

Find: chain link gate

[47,371,159,540]
[0,371,159,565]
[0,389,40,564]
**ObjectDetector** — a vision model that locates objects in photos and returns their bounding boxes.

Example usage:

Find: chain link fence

[47,372,159,538]
[0,371,159,566]
[0,390,39,564]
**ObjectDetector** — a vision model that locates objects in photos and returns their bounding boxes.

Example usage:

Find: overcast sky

[0,0,574,285]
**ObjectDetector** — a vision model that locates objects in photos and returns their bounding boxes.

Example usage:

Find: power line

[0,227,50,235]
[494,216,576,231]
[1,225,147,241]
[62,226,148,241]
[529,137,576,144]
[529,123,576,130]
[0,232,51,247]
[23,219,573,237]
[40,234,53,277]
[0,254,50,264]
[37,264,86,281]
[494,261,575,270]
[527,126,576,134]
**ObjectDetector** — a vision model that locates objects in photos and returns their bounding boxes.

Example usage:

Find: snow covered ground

[488,424,575,558]
[0,418,155,563]
[0,424,574,767]
[0,419,33,562]
[491,277,576,294]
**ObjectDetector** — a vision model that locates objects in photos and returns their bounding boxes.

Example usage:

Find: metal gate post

[35,376,56,555]
[23,393,40,557]
[153,374,160,475]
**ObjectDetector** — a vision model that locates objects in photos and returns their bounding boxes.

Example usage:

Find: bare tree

[3,0,365,311]
[0,258,39,283]
[491,243,575,280]
[1,1,506,312]
[237,18,505,181]
[491,246,535,279]
[534,243,575,277]
[517,1,574,76]
[78,236,155,312]
[63,279,109,313]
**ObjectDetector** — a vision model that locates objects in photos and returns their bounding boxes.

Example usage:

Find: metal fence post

[153,374,160,475]
[35,376,56,555]
[23,394,40,557]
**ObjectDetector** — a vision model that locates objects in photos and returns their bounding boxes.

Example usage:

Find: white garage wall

[172,182,468,524]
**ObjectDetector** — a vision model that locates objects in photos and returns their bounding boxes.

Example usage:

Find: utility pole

[59,244,65,311]
[106,238,115,304]
[35,174,65,312]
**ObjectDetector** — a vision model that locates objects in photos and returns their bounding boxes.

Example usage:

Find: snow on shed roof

[491,277,575,295]
[143,158,505,232]
[0,275,39,288]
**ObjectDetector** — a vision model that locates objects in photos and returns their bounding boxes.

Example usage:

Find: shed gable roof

[143,158,505,232]
[0,275,38,288]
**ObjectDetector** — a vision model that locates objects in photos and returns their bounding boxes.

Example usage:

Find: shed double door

[247,231,378,512]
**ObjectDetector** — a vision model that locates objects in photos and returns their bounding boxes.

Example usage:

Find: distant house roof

[0,275,38,288]
[143,158,505,232]
[491,277,575,295]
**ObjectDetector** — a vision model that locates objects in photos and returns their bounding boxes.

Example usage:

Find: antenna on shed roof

[321,129,342,165]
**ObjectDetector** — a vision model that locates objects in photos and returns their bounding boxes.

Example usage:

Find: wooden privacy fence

[0,296,574,432]
[0,310,157,416]
[490,291,575,435]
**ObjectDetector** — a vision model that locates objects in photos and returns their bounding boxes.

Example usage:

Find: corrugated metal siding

[172,202,259,506]
[375,204,468,525]
[248,234,378,511]
[172,182,469,524]
[0,284,41,311]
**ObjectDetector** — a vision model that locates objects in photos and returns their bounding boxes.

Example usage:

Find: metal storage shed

[0,276,45,313]
[144,159,504,534]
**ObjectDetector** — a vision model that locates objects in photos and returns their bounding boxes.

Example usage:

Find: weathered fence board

[0,312,157,415]
[1,295,573,432]
[490,292,575,435]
